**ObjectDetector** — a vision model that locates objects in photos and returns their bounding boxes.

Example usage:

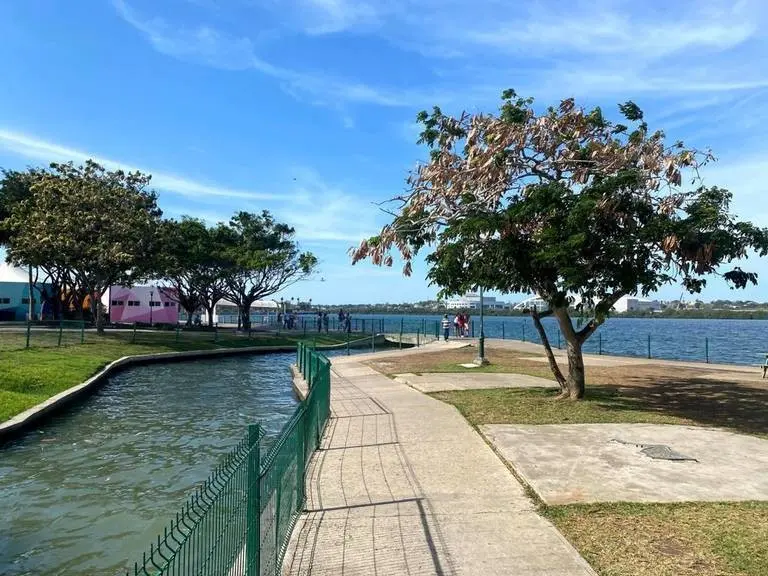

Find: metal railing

[128,341,331,576]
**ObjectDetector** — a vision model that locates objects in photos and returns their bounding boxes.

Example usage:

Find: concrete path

[393,371,557,393]
[282,344,596,576]
[483,423,768,505]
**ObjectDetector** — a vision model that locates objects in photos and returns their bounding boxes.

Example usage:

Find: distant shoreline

[330,309,768,320]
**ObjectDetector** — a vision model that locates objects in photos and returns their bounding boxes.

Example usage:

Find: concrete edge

[291,365,309,401]
[0,344,327,443]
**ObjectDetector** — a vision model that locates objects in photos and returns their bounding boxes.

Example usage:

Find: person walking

[322,312,329,333]
[441,314,451,341]
[453,313,461,337]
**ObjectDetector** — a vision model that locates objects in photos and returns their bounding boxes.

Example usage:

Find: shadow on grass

[600,376,768,437]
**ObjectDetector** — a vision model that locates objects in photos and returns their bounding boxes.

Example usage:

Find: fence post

[131,322,137,344]
[25,320,31,349]
[599,333,602,355]
[346,329,350,356]
[362,319,366,334]
[416,331,420,347]
[58,319,64,347]
[80,320,85,344]
[246,424,261,576]
[705,337,709,364]
[471,320,474,338]
[647,334,651,359]
[502,323,505,340]
[296,412,305,512]
[522,321,526,342]
[399,318,403,349]
[371,323,375,353]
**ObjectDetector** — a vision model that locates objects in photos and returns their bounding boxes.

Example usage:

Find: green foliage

[0,169,38,246]
[354,89,768,397]
[4,161,163,326]
[220,211,317,329]
[158,218,229,322]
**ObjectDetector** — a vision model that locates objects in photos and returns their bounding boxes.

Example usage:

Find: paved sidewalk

[282,344,596,576]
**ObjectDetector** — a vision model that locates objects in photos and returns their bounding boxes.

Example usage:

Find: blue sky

[1,0,767,305]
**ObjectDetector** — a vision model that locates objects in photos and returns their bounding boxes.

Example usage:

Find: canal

[0,352,303,575]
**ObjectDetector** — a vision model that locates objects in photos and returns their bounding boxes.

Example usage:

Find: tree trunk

[205,305,215,327]
[183,306,194,327]
[530,309,567,393]
[239,303,252,331]
[27,265,34,322]
[96,295,105,335]
[564,338,585,399]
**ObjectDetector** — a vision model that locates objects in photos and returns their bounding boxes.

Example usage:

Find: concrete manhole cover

[612,439,698,462]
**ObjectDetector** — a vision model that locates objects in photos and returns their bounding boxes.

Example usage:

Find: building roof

[217,299,279,309]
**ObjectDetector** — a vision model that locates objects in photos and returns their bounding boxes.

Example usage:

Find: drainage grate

[611,439,698,462]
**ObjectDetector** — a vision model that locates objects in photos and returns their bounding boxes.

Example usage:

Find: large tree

[352,91,768,399]
[221,211,317,331]
[5,160,163,332]
[157,217,228,326]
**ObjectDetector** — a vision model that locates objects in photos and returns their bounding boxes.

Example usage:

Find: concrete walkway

[282,344,596,576]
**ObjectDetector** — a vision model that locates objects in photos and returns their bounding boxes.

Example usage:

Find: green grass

[0,331,350,422]
[431,387,694,427]
[543,501,768,576]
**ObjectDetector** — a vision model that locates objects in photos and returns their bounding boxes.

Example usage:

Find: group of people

[441,312,472,341]
[336,309,352,333]
[277,311,297,329]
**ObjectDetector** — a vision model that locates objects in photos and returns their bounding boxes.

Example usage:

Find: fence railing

[128,341,331,576]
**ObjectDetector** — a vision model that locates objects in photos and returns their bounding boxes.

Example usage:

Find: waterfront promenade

[283,342,597,576]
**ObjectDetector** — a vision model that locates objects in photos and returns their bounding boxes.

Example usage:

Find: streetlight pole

[474,287,489,365]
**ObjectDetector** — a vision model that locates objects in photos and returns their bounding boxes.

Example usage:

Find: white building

[511,295,549,312]
[445,293,508,310]
[612,295,662,313]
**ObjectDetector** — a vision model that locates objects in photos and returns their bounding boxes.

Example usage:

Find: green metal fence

[128,341,331,576]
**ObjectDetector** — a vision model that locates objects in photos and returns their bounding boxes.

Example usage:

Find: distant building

[102,285,180,324]
[0,263,48,321]
[612,295,662,313]
[213,299,280,325]
[511,295,549,312]
[445,293,508,310]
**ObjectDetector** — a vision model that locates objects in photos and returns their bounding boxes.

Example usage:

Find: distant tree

[352,90,768,399]
[1,167,66,319]
[157,218,229,326]
[5,160,163,332]
[221,211,317,331]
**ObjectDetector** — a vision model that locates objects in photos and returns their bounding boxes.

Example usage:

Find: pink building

[105,285,179,325]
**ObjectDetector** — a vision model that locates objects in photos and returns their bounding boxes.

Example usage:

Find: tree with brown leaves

[352,90,768,399]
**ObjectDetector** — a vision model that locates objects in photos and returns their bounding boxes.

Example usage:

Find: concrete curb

[290,365,308,401]
[1,344,323,443]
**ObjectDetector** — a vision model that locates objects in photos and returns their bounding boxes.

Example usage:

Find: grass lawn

[431,387,695,427]
[543,501,768,576]
[370,343,768,437]
[0,330,350,423]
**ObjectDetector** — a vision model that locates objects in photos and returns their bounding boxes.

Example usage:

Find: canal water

[0,352,304,576]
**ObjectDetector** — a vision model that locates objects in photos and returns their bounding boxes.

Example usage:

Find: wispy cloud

[111,0,432,107]
[0,128,282,201]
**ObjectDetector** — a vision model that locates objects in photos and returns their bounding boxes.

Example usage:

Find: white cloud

[296,0,381,35]
[0,128,283,201]
[111,0,431,107]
